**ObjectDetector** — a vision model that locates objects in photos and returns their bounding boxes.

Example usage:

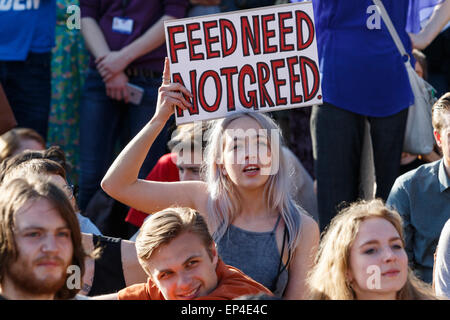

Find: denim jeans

[310,102,408,231]
[78,68,168,211]
[0,52,51,139]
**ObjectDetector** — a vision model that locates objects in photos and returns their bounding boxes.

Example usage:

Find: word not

[173,55,319,117]
[181,304,215,318]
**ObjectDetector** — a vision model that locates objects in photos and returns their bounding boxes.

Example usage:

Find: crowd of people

[1,0,450,301]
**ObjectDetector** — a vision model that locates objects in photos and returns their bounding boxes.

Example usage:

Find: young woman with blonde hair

[307,199,437,300]
[101,58,319,299]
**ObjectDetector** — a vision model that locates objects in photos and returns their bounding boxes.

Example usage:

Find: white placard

[164,1,322,124]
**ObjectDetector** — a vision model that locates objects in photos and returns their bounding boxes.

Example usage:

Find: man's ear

[434,129,442,148]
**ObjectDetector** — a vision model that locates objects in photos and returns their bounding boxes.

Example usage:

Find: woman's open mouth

[243,165,260,175]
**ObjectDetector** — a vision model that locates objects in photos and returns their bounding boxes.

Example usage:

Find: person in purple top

[78,0,189,211]
[302,0,450,231]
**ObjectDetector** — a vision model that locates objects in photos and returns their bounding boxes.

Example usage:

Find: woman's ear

[210,243,219,266]
[345,270,353,285]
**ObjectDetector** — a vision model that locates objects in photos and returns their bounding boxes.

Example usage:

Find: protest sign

[164,1,322,124]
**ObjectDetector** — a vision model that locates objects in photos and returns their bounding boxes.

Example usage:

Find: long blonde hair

[203,112,303,251]
[307,199,437,300]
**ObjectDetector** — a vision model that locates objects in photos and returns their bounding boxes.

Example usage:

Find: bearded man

[0,177,87,300]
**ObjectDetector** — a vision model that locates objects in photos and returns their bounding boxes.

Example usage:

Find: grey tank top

[216,216,289,297]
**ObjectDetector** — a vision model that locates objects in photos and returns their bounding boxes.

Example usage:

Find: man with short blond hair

[94,207,272,300]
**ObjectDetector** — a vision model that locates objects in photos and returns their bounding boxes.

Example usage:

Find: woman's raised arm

[101,58,208,214]
[410,0,450,50]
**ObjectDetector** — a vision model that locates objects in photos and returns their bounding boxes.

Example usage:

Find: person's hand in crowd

[105,71,130,103]
[154,58,193,123]
[96,51,130,81]
[189,0,220,5]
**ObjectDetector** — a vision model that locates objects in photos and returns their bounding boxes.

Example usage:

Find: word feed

[165,2,322,124]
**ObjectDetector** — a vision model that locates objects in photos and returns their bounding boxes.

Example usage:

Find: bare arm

[101,59,208,215]
[80,17,110,60]
[81,233,147,296]
[283,147,319,223]
[121,239,148,286]
[283,213,319,300]
[410,0,450,49]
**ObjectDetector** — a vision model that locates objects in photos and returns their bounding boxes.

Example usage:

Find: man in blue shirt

[387,92,450,284]
[308,0,450,233]
[0,0,56,139]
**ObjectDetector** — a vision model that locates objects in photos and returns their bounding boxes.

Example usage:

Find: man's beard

[6,255,70,297]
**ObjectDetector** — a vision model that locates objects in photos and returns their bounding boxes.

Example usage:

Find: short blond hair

[135,207,214,273]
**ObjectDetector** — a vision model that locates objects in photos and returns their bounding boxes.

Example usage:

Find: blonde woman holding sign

[101,58,319,299]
